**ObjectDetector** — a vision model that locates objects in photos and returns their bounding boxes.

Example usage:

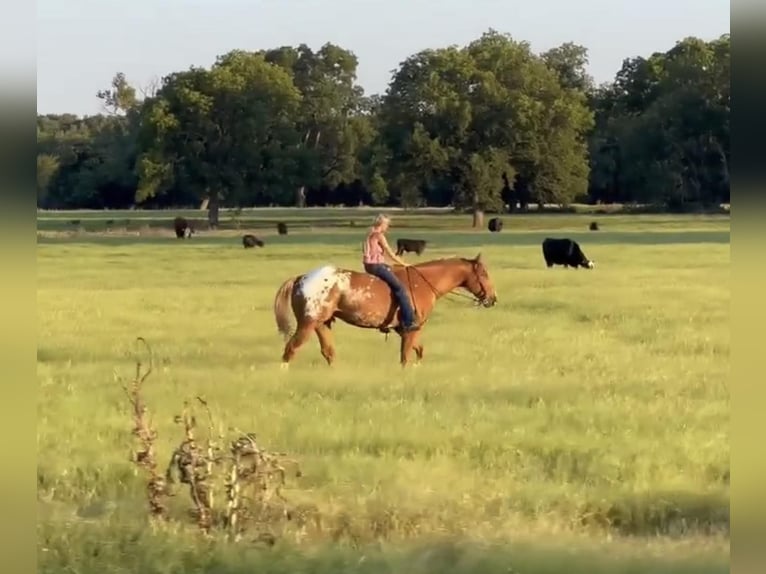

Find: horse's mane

[413,256,474,268]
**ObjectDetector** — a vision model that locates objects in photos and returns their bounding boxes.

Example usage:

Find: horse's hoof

[280,362,290,371]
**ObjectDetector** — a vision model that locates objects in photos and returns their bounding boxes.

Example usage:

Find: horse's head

[461,253,497,308]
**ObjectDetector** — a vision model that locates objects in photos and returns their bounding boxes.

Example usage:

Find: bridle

[468,261,492,306]
[405,260,492,309]
[376,262,491,340]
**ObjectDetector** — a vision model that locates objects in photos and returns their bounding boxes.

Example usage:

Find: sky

[37,0,730,117]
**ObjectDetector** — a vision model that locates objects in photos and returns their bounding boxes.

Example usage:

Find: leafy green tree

[588,34,730,208]
[542,42,594,94]
[136,51,303,225]
[35,33,729,214]
[36,110,138,209]
[36,154,59,206]
[379,30,593,223]
[260,43,368,206]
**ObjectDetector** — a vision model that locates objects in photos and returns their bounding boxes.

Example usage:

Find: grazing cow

[488,218,503,232]
[589,221,599,231]
[173,216,194,239]
[276,222,288,235]
[242,234,265,248]
[395,238,427,256]
[542,238,594,269]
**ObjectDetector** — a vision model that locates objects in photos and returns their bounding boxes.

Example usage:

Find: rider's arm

[378,235,408,266]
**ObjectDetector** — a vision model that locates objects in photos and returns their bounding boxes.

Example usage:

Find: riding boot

[397,295,419,331]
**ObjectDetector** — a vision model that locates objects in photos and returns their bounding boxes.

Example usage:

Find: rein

[380,263,482,342]
[404,264,483,307]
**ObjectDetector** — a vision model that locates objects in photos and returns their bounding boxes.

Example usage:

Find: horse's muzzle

[481,295,497,308]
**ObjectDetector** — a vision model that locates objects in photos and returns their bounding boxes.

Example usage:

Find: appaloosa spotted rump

[297,265,352,319]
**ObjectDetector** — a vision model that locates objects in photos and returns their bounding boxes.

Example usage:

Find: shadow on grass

[38,451,729,543]
[578,489,729,537]
[38,521,728,574]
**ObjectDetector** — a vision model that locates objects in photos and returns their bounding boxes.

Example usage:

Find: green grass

[37,211,730,573]
[36,205,730,233]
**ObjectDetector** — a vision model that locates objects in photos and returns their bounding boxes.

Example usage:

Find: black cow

[173,216,194,239]
[589,221,599,231]
[488,218,503,232]
[242,234,264,248]
[276,222,288,235]
[542,238,594,269]
[395,238,427,256]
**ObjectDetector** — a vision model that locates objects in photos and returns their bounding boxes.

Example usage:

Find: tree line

[36,29,730,226]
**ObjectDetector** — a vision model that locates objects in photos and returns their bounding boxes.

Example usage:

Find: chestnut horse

[272,253,497,367]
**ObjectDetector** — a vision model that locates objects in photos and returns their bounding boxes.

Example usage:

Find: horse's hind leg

[315,322,336,366]
[281,322,315,367]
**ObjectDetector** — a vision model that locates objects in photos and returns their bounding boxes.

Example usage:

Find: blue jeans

[364,263,416,327]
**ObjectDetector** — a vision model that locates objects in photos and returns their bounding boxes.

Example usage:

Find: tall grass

[37,214,729,573]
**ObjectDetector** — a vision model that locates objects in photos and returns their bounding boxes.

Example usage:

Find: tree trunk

[295,186,306,208]
[472,189,484,229]
[293,129,320,208]
[207,194,219,229]
[472,209,484,229]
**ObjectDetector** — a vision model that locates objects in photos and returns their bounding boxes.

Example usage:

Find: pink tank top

[362,231,385,264]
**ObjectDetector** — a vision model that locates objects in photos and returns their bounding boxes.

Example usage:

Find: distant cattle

[276,222,288,235]
[589,221,599,231]
[173,216,194,239]
[395,238,427,256]
[488,218,503,233]
[542,238,594,269]
[242,234,264,248]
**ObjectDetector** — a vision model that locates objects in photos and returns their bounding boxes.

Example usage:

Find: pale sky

[37,0,730,117]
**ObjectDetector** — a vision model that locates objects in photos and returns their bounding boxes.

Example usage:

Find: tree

[135,51,303,225]
[260,43,368,206]
[37,154,59,206]
[587,34,730,208]
[36,112,139,209]
[36,33,729,213]
[96,72,138,116]
[467,31,593,207]
[378,30,593,223]
[542,42,594,94]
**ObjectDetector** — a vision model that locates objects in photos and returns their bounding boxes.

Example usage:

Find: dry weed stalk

[223,432,301,540]
[197,396,222,516]
[120,337,168,519]
[120,337,301,539]
[165,400,218,533]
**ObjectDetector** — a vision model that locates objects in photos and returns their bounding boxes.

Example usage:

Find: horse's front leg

[413,337,424,364]
[399,330,420,367]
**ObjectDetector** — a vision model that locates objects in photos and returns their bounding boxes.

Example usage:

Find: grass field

[37,209,730,573]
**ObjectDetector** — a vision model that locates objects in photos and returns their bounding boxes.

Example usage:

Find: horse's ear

[474,252,483,262]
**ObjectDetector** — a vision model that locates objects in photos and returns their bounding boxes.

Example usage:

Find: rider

[362,214,420,332]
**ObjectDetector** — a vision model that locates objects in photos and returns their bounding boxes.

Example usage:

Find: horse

[272,253,497,368]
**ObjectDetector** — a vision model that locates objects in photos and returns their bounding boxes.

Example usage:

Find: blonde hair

[372,214,390,228]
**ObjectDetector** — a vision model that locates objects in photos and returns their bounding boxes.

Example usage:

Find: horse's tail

[274,276,298,340]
